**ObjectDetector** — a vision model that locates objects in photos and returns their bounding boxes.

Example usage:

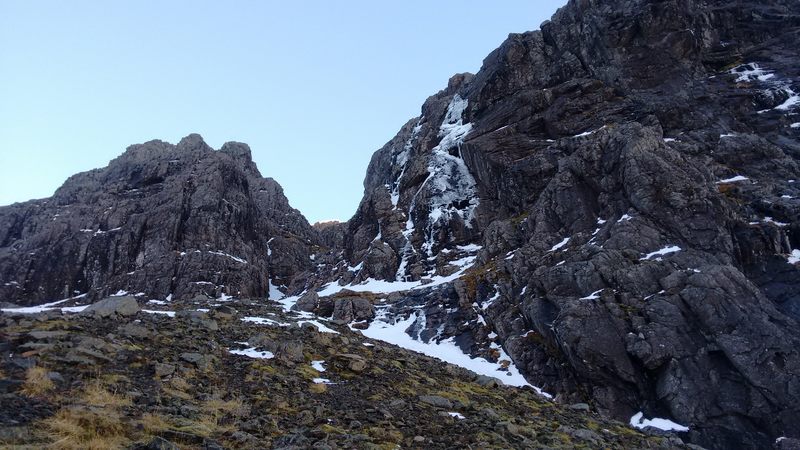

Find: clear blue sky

[0,1,565,223]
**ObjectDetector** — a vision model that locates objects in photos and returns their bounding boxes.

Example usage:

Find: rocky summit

[0,134,319,305]
[2,0,800,449]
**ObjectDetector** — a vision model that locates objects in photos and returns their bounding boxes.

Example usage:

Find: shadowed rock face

[0,134,319,304]
[334,0,800,448]
[2,0,800,449]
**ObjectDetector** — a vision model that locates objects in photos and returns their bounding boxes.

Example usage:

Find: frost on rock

[389,119,423,209]
[729,63,799,113]
[419,94,479,255]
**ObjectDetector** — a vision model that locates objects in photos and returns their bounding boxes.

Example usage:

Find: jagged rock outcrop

[3,0,800,448]
[330,0,800,448]
[0,134,319,305]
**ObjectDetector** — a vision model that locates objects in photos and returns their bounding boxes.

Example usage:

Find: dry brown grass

[309,382,327,394]
[170,376,192,391]
[172,395,248,436]
[42,407,128,450]
[202,396,248,418]
[140,413,172,435]
[161,376,194,400]
[81,381,132,408]
[35,377,138,449]
[21,366,55,396]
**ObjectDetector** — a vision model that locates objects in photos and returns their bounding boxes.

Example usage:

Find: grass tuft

[81,381,132,408]
[43,407,128,450]
[21,366,55,397]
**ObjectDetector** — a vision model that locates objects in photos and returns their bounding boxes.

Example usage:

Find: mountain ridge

[2,0,800,448]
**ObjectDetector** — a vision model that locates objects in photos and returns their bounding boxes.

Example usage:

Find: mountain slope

[2,0,800,449]
[0,134,318,305]
[310,1,800,448]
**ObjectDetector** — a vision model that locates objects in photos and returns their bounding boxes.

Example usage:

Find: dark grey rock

[331,296,374,324]
[293,291,319,313]
[176,310,218,331]
[0,135,321,306]
[418,395,453,409]
[276,341,305,363]
[81,296,140,318]
[154,363,176,377]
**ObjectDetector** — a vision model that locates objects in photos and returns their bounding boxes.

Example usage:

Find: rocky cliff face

[0,134,318,305]
[3,0,800,448]
[322,0,800,448]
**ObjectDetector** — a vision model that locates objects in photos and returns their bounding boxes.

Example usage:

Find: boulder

[331,297,374,324]
[80,296,140,318]
[292,291,319,313]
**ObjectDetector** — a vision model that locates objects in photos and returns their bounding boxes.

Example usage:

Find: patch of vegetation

[21,366,55,397]
[43,407,128,450]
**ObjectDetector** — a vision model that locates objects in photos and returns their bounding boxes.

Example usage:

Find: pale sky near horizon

[0,1,566,223]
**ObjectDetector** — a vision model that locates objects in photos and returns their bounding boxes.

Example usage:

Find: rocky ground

[2,0,800,449]
[0,296,689,449]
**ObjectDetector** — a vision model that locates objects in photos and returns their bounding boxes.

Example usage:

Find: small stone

[180,352,202,364]
[46,371,64,383]
[335,353,367,372]
[419,395,453,409]
[154,363,176,377]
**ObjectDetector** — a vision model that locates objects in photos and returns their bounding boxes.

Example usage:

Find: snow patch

[549,237,570,252]
[764,217,789,227]
[142,310,176,317]
[269,279,284,300]
[787,249,800,264]
[572,126,606,137]
[641,246,681,261]
[318,252,478,296]
[580,289,604,300]
[630,412,689,432]
[242,316,289,327]
[229,346,275,359]
[0,294,89,314]
[208,250,248,264]
[298,320,340,334]
[716,175,749,183]
[730,63,774,83]
[360,310,551,396]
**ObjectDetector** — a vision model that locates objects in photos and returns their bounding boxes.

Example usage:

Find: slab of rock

[419,395,453,409]
[81,296,140,318]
